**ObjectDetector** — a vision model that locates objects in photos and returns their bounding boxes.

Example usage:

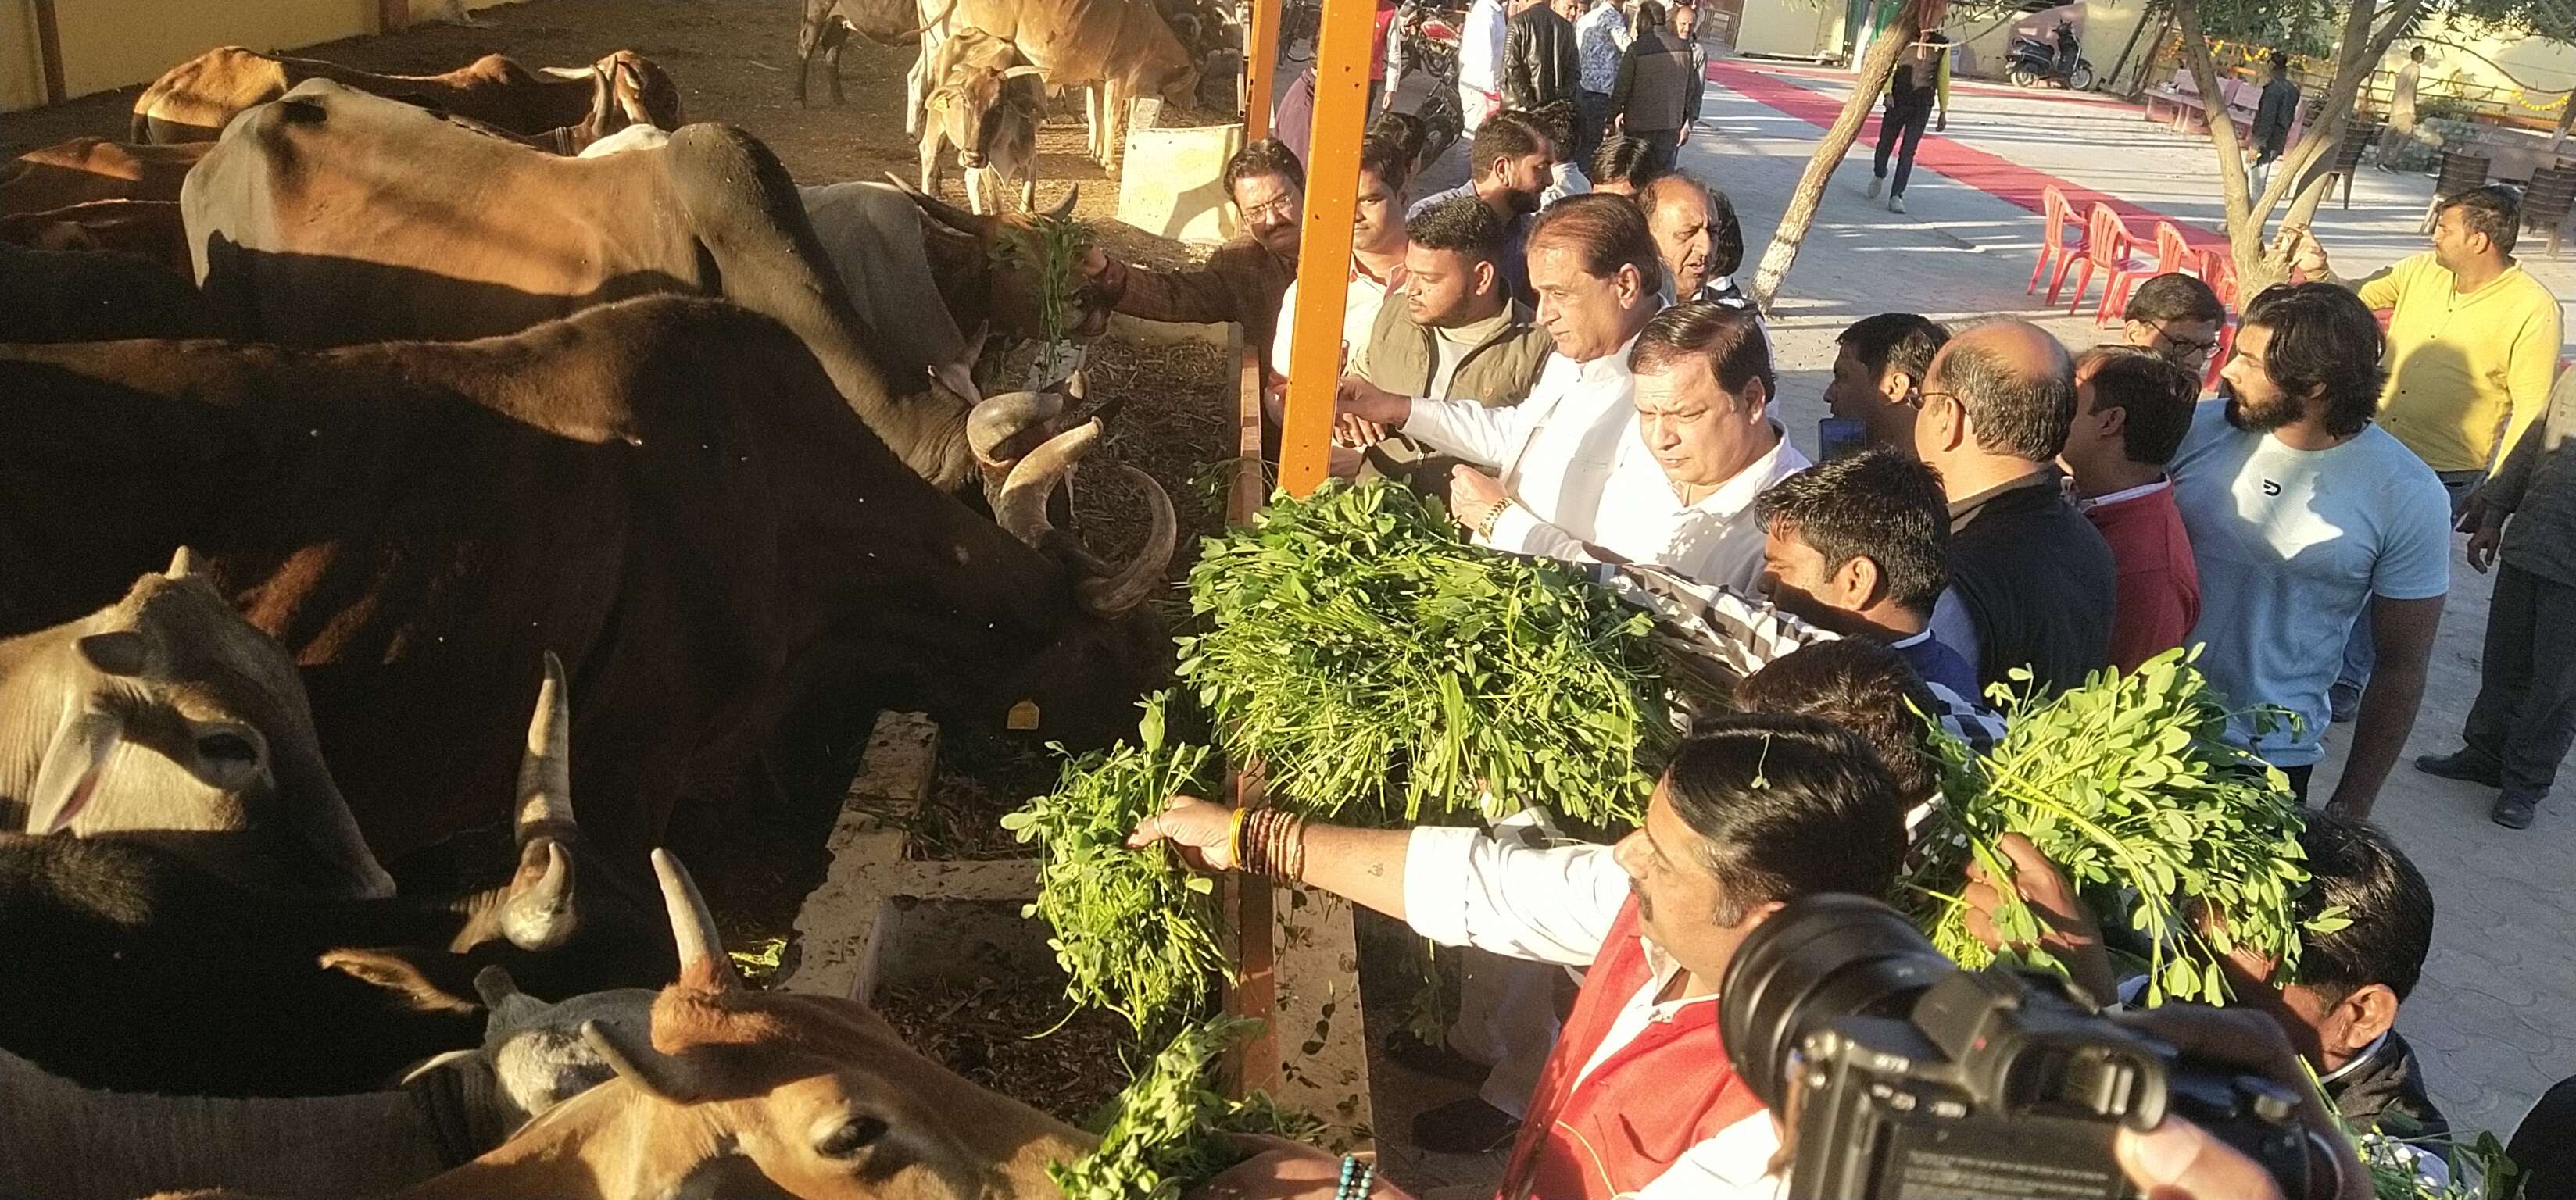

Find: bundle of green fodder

[1049,1016,1326,1200]
[1905,648,2345,1005]
[1177,480,1670,826]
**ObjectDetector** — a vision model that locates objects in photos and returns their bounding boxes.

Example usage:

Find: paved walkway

[1665,59,2576,1140]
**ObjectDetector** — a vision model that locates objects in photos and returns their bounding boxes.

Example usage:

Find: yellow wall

[2,0,525,112]
[1736,0,1841,61]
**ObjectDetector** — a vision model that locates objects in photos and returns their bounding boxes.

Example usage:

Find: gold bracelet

[1228,806,1250,871]
[1475,498,1509,538]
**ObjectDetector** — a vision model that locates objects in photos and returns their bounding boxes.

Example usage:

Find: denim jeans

[2339,468,2484,691]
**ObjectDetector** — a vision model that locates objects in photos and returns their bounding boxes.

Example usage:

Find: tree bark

[2178,0,2425,291]
[1746,0,1941,312]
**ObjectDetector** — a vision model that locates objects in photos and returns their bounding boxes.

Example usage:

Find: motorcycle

[1396,2,1465,167]
[2005,18,2095,91]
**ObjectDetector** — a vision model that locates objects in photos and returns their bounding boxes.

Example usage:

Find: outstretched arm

[2326,595,2444,819]
[1129,796,1413,919]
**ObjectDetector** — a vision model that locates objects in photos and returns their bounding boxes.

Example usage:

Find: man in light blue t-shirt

[2171,283,2451,818]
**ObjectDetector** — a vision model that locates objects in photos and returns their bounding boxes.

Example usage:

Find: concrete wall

[1735,0,1841,61]
[2378,24,2576,128]
[2,0,519,112]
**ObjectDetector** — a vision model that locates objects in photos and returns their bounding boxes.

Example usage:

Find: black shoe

[1410,1097,1521,1154]
[2416,750,2503,788]
[1379,1030,1492,1086]
[2493,793,2538,829]
[2329,680,2363,723]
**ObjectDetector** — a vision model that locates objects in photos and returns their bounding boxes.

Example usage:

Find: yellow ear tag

[1006,700,1041,731]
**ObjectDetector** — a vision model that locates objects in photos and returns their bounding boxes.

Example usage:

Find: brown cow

[0,296,1173,860]
[915,0,1202,170]
[918,30,1046,215]
[133,852,1092,1200]
[0,198,193,276]
[0,137,209,214]
[131,47,681,145]
[183,80,1104,490]
[797,0,929,107]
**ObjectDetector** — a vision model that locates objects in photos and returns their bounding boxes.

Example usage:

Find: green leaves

[1004,694,1227,1038]
[1177,480,1670,826]
[1050,1016,1326,1200]
[1907,647,2322,1006]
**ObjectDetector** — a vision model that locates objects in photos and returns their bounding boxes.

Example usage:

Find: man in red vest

[1132,712,1909,1198]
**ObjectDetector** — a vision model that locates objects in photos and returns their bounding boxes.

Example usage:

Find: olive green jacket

[1356,292,1551,483]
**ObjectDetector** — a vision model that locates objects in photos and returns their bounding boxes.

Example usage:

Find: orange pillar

[1275,0,1378,497]
[1243,0,1282,141]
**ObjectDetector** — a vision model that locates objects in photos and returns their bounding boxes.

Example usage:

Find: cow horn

[30,702,120,835]
[538,65,595,80]
[166,546,199,580]
[581,1017,703,1105]
[653,849,740,992]
[500,838,579,952]
[1044,184,1079,221]
[886,170,990,237]
[967,388,1064,468]
[1002,64,1045,81]
[994,420,1100,548]
[1074,465,1176,617]
[515,652,577,838]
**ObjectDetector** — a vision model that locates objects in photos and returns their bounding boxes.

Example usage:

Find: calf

[918,30,1045,216]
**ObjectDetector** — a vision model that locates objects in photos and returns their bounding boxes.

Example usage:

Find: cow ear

[166,545,200,580]
[77,631,150,677]
[320,948,481,1014]
[30,706,120,835]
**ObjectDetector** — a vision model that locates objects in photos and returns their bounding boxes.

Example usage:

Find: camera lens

[1719,893,1955,1111]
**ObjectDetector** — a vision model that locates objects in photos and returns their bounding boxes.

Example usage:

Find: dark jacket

[1611,27,1698,134]
[2325,1030,2451,1153]
[2252,75,2300,154]
[1101,237,1297,375]
[1947,471,2117,694]
[1503,4,1581,113]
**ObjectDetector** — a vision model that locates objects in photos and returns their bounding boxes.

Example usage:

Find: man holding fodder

[2170,283,2450,816]
[1135,714,1911,1198]
[1752,448,1978,698]
[1335,194,1665,566]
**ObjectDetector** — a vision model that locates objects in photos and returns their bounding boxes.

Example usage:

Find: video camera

[1718,894,2342,1200]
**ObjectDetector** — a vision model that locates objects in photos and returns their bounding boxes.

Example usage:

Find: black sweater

[1947,472,2116,694]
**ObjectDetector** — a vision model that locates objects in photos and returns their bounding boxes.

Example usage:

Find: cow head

[896,177,1115,345]
[0,548,395,899]
[928,61,1042,173]
[445,852,1092,1197]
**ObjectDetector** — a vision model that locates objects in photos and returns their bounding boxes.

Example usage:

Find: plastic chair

[2322,120,2381,209]
[2420,151,2490,232]
[2202,252,2241,391]
[2060,203,2140,320]
[2029,184,2088,304]
[2099,221,2195,326]
[2523,163,2576,257]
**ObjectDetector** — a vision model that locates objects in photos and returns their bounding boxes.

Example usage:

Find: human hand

[2280,224,2328,277]
[1336,373,1411,427]
[1188,1139,1410,1200]
[1078,245,1111,278]
[1677,125,1690,145]
[2107,1005,2373,1200]
[1448,466,1508,530]
[2467,523,2500,573]
[1936,113,1948,132]
[1962,832,2115,1004]
[2456,489,2487,534]
[1126,795,1239,870]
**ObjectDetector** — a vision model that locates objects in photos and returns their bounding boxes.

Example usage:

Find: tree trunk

[2106,1,2166,100]
[2177,0,2425,291]
[1746,0,1940,311]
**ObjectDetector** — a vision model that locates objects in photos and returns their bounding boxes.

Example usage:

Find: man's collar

[1947,466,2059,520]
[1687,420,1793,516]
[2318,1032,2392,1085]
[2076,475,2172,512]
[1575,328,1648,377]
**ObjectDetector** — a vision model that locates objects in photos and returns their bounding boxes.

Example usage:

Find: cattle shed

[0,0,517,112]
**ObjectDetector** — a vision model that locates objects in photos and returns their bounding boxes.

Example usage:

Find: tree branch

[1747,0,1939,311]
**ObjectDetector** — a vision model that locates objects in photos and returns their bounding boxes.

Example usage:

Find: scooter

[2006,18,2095,91]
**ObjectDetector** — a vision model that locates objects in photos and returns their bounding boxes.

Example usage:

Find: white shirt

[1459,0,1509,92]
[1402,329,1651,555]
[1401,827,1783,1198]
[1515,421,1809,591]
[1271,258,1406,378]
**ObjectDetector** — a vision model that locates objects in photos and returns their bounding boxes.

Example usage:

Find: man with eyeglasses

[1913,320,2118,695]
[2121,272,2227,384]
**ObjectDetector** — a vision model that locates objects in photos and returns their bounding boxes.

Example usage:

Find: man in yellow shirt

[2289,184,2563,717]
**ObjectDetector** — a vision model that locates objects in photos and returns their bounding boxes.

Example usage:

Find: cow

[0,198,193,276]
[0,297,1175,862]
[0,242,220,345]
[182,80,1107,491]
[0,137,209,215]
[0,549,392,900]
[1,970,654,1200]
[919,30,1045,216]
[797,0,930,108]
[0,653,676,1097]
[916,0,1202,170]
[114,853,1093,1200]
[131,46,681,145]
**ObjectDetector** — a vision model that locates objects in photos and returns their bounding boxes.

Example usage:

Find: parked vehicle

[2006,18,2094,91]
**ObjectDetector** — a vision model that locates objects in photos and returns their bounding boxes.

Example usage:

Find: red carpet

[1707,59,2229,252]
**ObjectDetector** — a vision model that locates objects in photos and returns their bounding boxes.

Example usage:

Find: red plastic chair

[2098,221,2195,326]
[2030,184,2088,305]
[2061,204,2141,319]
[2203,252,2241,390]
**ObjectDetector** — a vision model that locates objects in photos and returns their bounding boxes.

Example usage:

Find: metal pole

[33,0,66,105]
[1275,0,1376,497]
[1245,0,1283,141]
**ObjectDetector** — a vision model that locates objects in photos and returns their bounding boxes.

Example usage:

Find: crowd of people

[1069,31,2573,1198]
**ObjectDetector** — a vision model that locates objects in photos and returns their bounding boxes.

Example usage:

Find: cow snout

[958,147,988,168]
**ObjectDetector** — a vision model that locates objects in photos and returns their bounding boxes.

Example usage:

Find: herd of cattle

[0,2,1242,1194]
